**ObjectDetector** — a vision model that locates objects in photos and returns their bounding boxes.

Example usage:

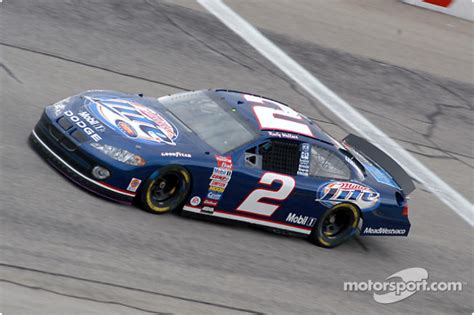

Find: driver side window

[244,139,301,176]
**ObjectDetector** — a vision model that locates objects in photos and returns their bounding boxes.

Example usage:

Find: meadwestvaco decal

[363,227,406,235]
[316,181,380,210]
[202,156,233,213]
[84,96,178,145]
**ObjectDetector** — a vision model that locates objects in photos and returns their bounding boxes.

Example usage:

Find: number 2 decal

[237,172,296,216]
[245,94,313,137]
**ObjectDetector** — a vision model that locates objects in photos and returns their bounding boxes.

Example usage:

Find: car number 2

[237,172,295,216]
[245,94,314,137]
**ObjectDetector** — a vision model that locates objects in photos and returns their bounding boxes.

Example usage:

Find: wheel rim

[321,205,357,239]
[150,174,181,204]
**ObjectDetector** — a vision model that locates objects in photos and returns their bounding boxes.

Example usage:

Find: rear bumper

[30,125,135,204]
[359,210,411,236]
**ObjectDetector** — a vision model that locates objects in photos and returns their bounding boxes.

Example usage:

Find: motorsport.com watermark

[343,267,464,304]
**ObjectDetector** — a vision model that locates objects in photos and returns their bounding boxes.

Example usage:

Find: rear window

[309,146,351,180]
[160,91,257,153]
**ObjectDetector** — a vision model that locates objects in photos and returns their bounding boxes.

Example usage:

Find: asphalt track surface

[1,1,472,314]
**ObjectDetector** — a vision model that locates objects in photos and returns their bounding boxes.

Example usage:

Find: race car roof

[212,89,335,144]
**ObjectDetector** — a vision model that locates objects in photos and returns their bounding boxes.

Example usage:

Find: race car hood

[46,90,212,160]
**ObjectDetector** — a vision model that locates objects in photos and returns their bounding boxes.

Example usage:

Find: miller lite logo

[316,181,380,210]
[85,96,178,145]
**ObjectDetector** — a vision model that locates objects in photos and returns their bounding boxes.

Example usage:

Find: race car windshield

[160,91,257,153]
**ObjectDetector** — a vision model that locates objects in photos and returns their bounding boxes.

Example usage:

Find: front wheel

[140,166,191,214]
[309,203,360,248]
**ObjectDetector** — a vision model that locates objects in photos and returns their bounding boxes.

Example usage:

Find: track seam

[0,42,190,92]
[0,263,262,314]
[0,279,168,314]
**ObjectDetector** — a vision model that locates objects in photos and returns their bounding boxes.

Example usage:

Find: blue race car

[30,89,415,248]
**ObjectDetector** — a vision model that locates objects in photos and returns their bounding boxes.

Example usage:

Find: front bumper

[30,113,135,204]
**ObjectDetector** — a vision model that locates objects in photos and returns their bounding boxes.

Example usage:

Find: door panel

[215,145,325,232]
[236,172,296,217]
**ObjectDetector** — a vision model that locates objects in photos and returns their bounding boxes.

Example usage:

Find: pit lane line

[198,0,473,226]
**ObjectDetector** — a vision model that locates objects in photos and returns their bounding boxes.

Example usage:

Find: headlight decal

[90,143,145,166]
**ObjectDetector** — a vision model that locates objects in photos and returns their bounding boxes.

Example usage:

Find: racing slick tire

[140,165,191,214]
[309,203,361,248]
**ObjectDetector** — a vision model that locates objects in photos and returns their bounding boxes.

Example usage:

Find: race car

[30,89,415,248]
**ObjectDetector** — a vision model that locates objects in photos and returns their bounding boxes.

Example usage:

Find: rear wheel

[140,166,191,214]
[309,203,360,248]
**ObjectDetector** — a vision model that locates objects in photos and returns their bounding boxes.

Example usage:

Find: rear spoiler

[342,134,416,195]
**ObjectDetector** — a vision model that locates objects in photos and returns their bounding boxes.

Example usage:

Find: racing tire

[309,203,360,248]
[140,165,191,214]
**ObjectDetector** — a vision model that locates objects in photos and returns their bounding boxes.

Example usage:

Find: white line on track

[198,0,473,226]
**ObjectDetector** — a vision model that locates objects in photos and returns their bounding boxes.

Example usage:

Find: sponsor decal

[201,206,214,214]
[64,110,102,142]
[216,155,233,170]
[209,186,225,193]
[190,196,201,206]
[286,213,316,227]
[203,156,233,210]
[210,173,231,181]
[207,191,222,200]
[209,179,227,188]
[203,199,218,207]
[161,152,192,158]
[50,98,70,117]
[363,227,407,235]
[117,120,137,137]
[316,181,380,210]
[267,131,299,140]
[127,178,142,192]
[84,96,178,145]
[297,143,311,176]
[344,155,356,168]
[212,167,232,176]
[78,110,106,132]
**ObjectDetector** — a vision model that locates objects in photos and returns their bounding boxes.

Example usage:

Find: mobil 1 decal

[202,155,233,213]
[84,96,178,145]
[316,181,380,211]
